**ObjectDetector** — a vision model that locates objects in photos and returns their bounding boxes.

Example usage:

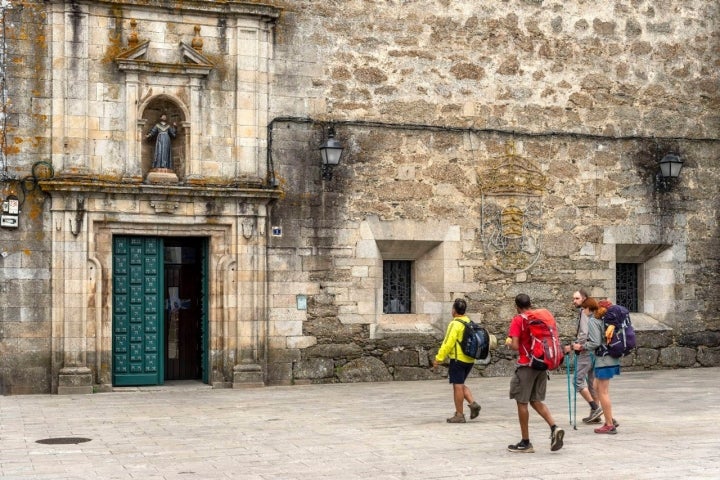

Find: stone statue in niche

[146,114,177,170]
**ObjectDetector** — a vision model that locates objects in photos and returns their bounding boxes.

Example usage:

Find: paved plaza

[1,367,718,479]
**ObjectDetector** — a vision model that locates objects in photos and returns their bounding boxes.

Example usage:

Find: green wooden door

[112,236,164,386]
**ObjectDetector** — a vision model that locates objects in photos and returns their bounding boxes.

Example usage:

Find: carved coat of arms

[479,145,547,274]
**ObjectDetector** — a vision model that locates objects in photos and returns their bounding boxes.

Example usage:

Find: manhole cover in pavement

[36,437,92,445]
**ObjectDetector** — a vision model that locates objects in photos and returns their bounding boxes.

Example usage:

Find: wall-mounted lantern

[656,152,684,192]
[319,126,343,181]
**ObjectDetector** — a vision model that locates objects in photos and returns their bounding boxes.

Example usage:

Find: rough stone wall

[266,0,720,384]
[0,0,718,393]
[0,1,53,394]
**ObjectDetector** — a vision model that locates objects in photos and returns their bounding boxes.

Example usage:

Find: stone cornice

[47,0,281,21]
[39,178,282,202]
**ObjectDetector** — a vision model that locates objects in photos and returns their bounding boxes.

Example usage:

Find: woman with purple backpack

[582,298,621,434]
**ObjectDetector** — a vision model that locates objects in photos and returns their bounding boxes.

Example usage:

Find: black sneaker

[507,441,534,453]
[551,427,564,451]
[583,407,603,424]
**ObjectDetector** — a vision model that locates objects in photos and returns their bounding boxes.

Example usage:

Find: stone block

[679,331,720,348]
[336,356,392,383]
[634,347,659,367]
[636,331,672,349]
[293,357,334,380]
[305,343,363,359]
[696,347,720,367]
[233,363,264,388]
[382,349,420,366]
[286,336,317,349]
[659,346,697,368]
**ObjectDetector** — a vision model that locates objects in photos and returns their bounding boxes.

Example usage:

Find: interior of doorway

[164,237,204,381]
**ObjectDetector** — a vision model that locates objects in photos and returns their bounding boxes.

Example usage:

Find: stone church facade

[0,0,717,394]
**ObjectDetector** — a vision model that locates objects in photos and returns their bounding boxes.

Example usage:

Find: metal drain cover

[36,437,92,445]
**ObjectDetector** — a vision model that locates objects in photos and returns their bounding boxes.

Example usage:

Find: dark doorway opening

[164,237,204,381]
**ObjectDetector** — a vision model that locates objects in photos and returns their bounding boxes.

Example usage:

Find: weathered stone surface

[293,358,335,380]
[678,331,720,348]
[305,344,363,359]
[696,347,720,367]
[635,348,660,367]
[382,349,420,367]
[636,331,673,349]
[336,356,392,383]
[660,347,697,368]
[303,317,360,341]
[2,0,719,394]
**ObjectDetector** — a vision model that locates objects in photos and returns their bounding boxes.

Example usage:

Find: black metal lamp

[657,152,683,192]
[319,126,343,180]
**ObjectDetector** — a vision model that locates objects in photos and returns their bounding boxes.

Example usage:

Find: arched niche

[141,97,188,181]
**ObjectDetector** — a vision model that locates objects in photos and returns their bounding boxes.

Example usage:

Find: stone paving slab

[1,368,719,479]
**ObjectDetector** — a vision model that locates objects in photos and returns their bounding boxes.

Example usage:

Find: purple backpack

[597,304,637,358]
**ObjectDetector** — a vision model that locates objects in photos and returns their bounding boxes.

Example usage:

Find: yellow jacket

[435,315,476,364]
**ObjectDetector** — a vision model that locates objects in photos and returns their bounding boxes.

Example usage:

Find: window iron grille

[616,263,638,312]
[383,261,411,314]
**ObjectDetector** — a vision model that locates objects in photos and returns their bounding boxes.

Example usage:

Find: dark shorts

[448,359,474,384]
[595,365,621,380]
[509,366,548,403]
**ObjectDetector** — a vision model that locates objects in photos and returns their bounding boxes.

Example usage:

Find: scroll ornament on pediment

[478,144,546,274]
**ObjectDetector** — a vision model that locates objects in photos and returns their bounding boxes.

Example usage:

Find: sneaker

[594,424,617,434]
[613,418,620,427]
[469,401,481,420]
[550,427,565,451]
[507,441,534,453]
[446,412,466,423]
[583,407,604,424]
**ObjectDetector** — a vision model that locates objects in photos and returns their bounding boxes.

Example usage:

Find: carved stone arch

[139,96,190,181]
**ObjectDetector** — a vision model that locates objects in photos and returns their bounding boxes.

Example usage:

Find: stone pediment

[115,40,214,78]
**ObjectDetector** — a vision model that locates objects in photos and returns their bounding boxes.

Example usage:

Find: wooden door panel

[112,236,163,386]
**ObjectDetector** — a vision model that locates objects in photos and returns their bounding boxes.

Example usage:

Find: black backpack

[454,319,491,360]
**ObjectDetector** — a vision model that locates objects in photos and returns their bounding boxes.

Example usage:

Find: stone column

[233,203,266,387]
[52,194,93,394]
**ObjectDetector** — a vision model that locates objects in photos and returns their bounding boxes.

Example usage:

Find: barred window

[383,261,411,314]
[616,263,638,312]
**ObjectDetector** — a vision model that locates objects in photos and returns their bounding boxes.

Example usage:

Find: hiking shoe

[583,407,604,424]
[594,424,617,434]
[446,412,466,423]
[550,427,564,451]
[469,401,481,420]
[507,441,534,453]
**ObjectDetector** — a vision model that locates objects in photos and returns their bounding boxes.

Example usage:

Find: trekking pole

[572,352,578,430]
[565,353,572,427]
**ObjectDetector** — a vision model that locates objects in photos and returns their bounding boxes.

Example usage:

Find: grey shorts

[574,352,596,394]
[509,366,548,403]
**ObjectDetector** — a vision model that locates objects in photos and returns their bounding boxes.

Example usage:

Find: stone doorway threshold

[111,380,211,392]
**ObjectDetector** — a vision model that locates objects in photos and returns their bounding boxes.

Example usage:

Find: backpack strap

[452,318,468,359]
[517,313,532,362]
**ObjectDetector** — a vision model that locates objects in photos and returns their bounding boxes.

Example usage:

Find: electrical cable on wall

[0,1,12,182]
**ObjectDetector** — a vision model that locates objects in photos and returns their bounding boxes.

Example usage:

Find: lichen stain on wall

[102,5,126,64]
